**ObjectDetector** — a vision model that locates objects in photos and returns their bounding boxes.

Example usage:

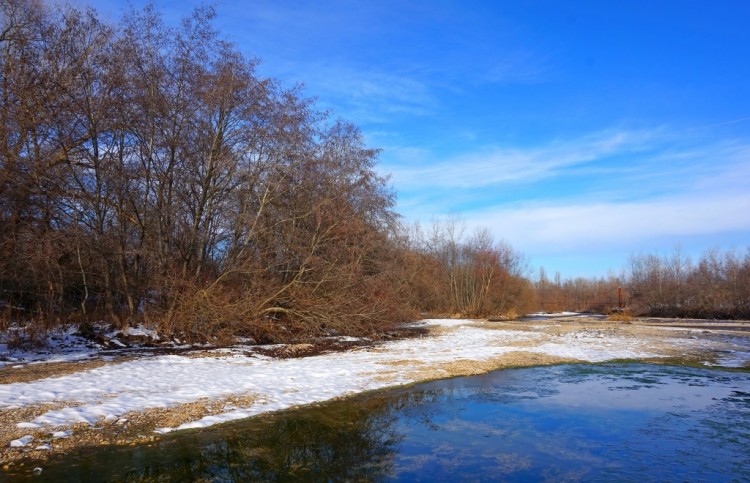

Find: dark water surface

[16,363,750,482]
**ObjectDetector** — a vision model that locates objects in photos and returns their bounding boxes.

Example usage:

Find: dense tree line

[535,268,623,314]
[1,0,538,343]
[0,0,416,341]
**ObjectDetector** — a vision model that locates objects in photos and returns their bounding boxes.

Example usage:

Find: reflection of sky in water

[539,366,738,411]
[673,332,750,368]
[389,364,750,481]
[19,364,750,482]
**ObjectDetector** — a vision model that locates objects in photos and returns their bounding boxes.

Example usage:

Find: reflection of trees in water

[220,406,402,481]
[33,386,470,482]
[114,390,448,482]
[384,385,466,432]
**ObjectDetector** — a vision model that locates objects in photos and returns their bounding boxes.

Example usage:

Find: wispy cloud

[302,64,437,122]
[481,51,549,85]
[211,1,442,125]
[384,128,661,189]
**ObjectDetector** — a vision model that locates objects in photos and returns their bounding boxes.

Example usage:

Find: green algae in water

[13,363,750,482]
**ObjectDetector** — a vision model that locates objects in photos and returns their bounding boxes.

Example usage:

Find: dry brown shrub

[608,309,633,322]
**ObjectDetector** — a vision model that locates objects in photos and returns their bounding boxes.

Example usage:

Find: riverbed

[2,315,749,475]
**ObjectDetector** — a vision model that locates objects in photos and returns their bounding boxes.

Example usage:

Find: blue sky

[92,0,750,278]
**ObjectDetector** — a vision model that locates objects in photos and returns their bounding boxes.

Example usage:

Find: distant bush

[607,309,632,323]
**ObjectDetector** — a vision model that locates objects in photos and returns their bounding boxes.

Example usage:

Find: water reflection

[22,364,750,482]
[40,398,409,482]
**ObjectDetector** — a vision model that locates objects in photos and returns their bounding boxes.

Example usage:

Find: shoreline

[2,316,749,469]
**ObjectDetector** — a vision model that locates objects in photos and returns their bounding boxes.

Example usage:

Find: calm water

[14,363,750,482]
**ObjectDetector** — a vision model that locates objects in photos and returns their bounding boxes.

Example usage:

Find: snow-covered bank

[0,324,169,369]
[2,318,749,446]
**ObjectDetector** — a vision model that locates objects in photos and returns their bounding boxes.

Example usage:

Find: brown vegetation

[0,0,415,342]
[534,247,750,320]
[627,247,750,319]
[535,268,623,314]
[396,218,536,318]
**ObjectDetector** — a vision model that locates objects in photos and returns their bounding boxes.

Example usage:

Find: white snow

[526,329,659,362]
[114,325,160,340]
[1,319,747,437]
[0,323,176,369]
[525,311,581,317]
[330,336,369,342]
[10,435,33,447]
[0,326,99,368]
[16,422,41,429]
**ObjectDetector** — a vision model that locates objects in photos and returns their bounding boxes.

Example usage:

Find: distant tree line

[534,268,623,314]
[627,247,750,319]
[397,217,535,318]
[535,247,750,320]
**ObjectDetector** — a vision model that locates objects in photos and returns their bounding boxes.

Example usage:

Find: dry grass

[608,310,633,322]
[0,360,108,385]
[376,352,578,384]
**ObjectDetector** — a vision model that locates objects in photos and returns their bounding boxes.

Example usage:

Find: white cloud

[465,191,750,253]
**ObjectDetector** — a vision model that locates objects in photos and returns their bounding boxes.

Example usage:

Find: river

[11,362,749,482]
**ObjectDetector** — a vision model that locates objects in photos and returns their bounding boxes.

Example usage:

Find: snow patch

[526,311,581,317]
[10,435,33,447]
[16,422,41,429]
